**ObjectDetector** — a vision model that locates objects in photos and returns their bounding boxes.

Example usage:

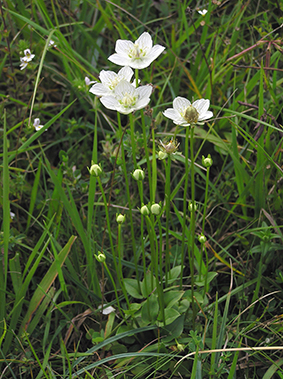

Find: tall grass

[1,0,283,378]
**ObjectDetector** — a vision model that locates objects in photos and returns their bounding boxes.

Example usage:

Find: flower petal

[145,45,165,63]
[118,66,134,81]
[135,32,153,51]
[136,85,152,99]
[115,40,134,56]
[100,96,119,111]
[108,53,132,67]
[193,99,209,116]
[198,111,213,121]
[89,83,110,96]
[163,108,179,121]
[173,97,191,114]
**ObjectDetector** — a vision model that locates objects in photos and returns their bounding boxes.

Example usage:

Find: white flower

[22,49,35,62]
[89,66,134,96]
[33,118,46,131]
[48,39,57,48]
[100,80,152,115]
[163,97,213,127]
[85,76,96,86]
[108,32,165,69]
[20,57,29,70]
[20,49,35,70]
[98,304,115,315]
[10,211,15,220]
[198,9,208,16]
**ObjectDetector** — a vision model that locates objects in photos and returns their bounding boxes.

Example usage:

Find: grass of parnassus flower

[1,0,283,378]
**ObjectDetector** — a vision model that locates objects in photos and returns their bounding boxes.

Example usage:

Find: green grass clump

[1,0,283,378]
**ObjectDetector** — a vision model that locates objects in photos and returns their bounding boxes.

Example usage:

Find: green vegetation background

[1,0,283,378]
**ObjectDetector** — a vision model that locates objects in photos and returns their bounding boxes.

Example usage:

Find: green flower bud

[175,340,185,352]
[188,200,197,213]
[116,214,125,224]
[158,150,168,160]
[155,111,163,125]
[184,105,199,124]
[89,163,102,177]
[132,168,145,181]
[202,154,213,168]
[151,203,161,216]
[198,233,207,244]
[95,252,106,263]
[140,205,150,216]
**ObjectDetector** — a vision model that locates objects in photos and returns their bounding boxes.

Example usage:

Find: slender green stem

[158,217,165,325]
[97,178,115,257]
[1,109,8,322]
[135,68,139,88]
[151,126,157,202]
[116,112,137,278]
[189,126,196,328]
[129,113,137,168]
[164,156,171,286]
[180,127,190,289]
[140,110,152,201]
[202,166,210,233]
[117,224,130,308]
[103,261,123,316]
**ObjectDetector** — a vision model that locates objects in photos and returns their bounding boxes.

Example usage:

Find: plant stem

[189,126,196,328]
[180,127,190,289]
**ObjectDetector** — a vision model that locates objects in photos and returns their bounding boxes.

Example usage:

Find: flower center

[109,77,120,91]
[120,92,136,108]
[184,105,199,124]
[128,43,145,59]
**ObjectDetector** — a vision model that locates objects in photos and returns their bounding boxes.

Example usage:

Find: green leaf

[195,272,218,287]
[20,236,76,333]
[160,314,185,343]
[124,278,143,299]
[141,272,156,298]
[161,308,181,327]
[163,290,184,309]
[141,294,159,324]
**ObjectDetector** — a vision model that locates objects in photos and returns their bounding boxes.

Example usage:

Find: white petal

[100,96,119,111]
[193,99,209,116]
[33,118,40,126]
[115,40,134,56]
[125,59,149,69]
[134,96,151,110]
[99,70,116,85]
[89,83,110,96]
[136,85,152,99]
[116,104,134,115]
[198,110,213,121]
[108,53,132,67]
[136,32,152,50]
[163,108,180,121]
[173,97,191,114]
[118,66,134,81]
[115,80,135,99]
[145,45,165,63]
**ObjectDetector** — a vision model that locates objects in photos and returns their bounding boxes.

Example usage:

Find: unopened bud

[198,234,207,244]
[158,150,168,160]
[202,154,213,168]
[140,205,150,216]
[132,168,145,181]
[151,203,161,216]
[116,214,125,224]
[89,163,102,177]
[95,252,106,263]
[188,201,197,213]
